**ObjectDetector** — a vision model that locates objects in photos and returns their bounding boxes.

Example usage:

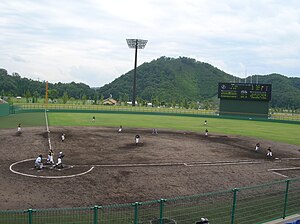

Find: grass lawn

[48,113,300,146]
[0,112,299,146]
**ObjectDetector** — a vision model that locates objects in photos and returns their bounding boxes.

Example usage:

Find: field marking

[268,166,300,178]
[280,158,300,161]
[184,161,262,167]
[9,158,94,179]
[268,167,300,171]
[71,160,262,168]
[271,171,288,178]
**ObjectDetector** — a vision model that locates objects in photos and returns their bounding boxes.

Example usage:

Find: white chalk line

[268,167,300,171]
[184,161,262,167]
[268,166,300,178]
[10,158,94,179]
[71,160,263,168]
[271,171,288,178]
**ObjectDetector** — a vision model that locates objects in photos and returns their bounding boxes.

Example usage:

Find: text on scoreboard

[218,83,272,101]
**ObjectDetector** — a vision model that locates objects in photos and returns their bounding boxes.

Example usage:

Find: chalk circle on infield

[10,158,94,179]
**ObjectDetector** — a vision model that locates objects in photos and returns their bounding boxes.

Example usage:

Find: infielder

[118,125,123,133]
[255,143,260,152]
[135,134,140,145]
[267,147,273,158]
[61,133,65,142]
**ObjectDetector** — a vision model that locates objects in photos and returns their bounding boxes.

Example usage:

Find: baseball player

[204,120,207,126]
[205,129,208,136]
[255,143,260,152]
[61,133,65,142]
[92,116,95,122]
[17,123,22,133]
[135,134,140,145]
[54,152,64,168]
[118,125,123,133]
[152,128,158,134]
[47,149,54,164]
[267,147,273,158]
[196,217,209,224]
[35,155,43,169]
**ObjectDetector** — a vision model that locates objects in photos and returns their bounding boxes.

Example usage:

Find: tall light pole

[126,39,148,106]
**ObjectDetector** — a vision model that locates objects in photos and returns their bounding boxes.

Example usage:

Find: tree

[93,92,98,105]
[25,90,31,103]
[82,94,87,105]
[48,89,59,101]
[33,91,39,103]
[62,92,69,104]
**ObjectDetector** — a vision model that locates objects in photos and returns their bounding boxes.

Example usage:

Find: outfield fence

[1,178,300,224]
[10,103,300,122]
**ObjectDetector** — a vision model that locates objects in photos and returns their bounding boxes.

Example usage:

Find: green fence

[1,178,299,224]
[9,103,300,122]
[0,102,9,116]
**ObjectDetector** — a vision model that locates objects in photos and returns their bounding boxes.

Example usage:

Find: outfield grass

[1,112,299,146]
[47,113,300,146]
[0,113,45,128]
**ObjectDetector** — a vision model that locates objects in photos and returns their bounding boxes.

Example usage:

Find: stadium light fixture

[126,39,148,106]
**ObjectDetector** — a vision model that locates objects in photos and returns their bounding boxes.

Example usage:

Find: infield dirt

[1,126,300,210]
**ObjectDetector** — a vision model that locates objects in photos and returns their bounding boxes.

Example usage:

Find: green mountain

[98,57,235,103]
[98,57,300,109]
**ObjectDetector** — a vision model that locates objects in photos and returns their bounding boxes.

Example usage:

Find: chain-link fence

[1,178,299,224]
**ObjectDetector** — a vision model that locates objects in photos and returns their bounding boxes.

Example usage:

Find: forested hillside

[1,56,300,109]
[0,68,94,101]
[98,57,300,109]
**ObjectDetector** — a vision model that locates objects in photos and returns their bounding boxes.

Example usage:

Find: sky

[1,0,300,87]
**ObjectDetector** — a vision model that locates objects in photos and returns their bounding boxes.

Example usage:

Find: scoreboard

[218,83,272,101]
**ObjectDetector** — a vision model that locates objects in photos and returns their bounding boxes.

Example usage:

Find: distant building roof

[103,98,117,105]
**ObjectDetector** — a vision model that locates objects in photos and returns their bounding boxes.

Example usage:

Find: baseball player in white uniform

[35,155,43,169]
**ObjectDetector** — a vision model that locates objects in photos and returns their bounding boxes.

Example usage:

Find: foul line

[45,109,52,151]
[71,160,262,168]
[10,158,94,179]
[268,167,300,178]
[271,171,288,178]
[268,167,300,171]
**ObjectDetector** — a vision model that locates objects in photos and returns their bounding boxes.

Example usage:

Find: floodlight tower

[126,39,148,106]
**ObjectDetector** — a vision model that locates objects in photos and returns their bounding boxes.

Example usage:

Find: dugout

[0,99,9,117]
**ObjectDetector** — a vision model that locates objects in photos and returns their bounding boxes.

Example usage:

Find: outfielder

[17,123,21,133]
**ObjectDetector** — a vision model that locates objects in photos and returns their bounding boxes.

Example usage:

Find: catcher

[35,155,43,170]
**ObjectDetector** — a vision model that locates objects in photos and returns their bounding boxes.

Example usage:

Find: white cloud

[1,0,300,87]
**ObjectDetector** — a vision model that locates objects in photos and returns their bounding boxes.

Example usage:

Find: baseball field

[0,112,300,223]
